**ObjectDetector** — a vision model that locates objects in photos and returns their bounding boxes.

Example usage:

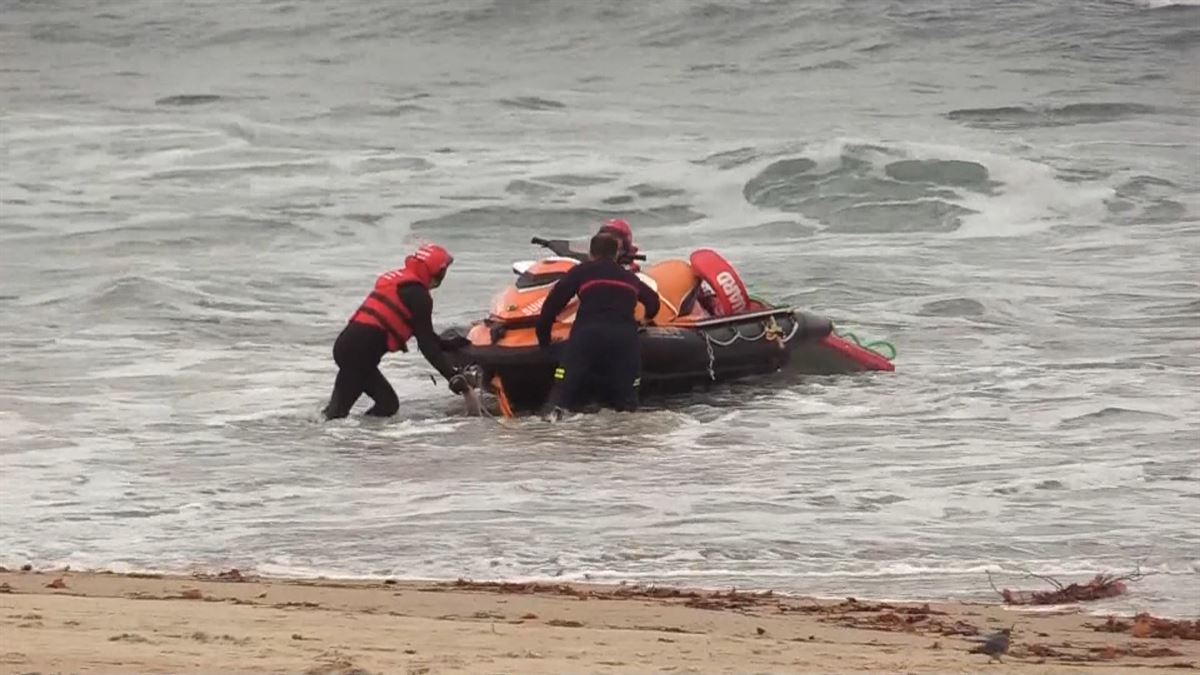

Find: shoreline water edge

[0,567,1196,673]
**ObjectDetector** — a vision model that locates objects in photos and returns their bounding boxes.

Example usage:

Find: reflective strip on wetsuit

[579,279,638,296]
[554,367,566,380]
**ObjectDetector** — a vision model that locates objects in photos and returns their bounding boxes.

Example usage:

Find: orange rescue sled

[441,237,894,414]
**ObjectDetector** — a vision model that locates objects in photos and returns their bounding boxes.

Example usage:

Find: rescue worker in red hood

[597,218,640,270]
[536,233,660,414]
[323,244,468,420]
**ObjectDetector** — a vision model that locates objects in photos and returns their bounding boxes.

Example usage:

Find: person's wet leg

[323,366,365,419]
[323,323,386,420]
[607,325,642,413]
[551,360,591,413]
[550,326,597,414]
[363,367,399,416]
[324,327,363,419]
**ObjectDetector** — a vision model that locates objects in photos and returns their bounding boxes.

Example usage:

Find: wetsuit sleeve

[536,266,582,347]
[398,283,458,381]
[633,273,661,322]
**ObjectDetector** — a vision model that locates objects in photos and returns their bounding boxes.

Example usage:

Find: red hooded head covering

[599,218,634,252]
[404,244,454,288]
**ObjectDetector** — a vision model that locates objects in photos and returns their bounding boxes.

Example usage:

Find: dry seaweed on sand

[1089,614,1200,640]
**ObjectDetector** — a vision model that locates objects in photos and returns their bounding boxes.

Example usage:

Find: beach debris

[929,640,942,650]
[1092,645,1184,659]
[756,626,766,635]
[1021,643,1068,659]
[968,627,1012,663]
[188,568,252,583]
[1133,616,1200,641]
[0,583,12,594]
[403,649,417,655]
[501,650,543,659]
[109,633,150,643]
[188,568,248,582]
[436,578,981,637]
[1094,616,1132,633]
[1090,614,1200,640]
[384,579,397,585]
[1015,641,1188,664]
[815,599,944,615]
[812,600,979,637]
[521,613,538,620]
[547,619,585,628]
[292,633,306,640]
[824,609,978,637]
[45,577,67,589]
[188,632,249,645]
[987,565,1142,605]
[306,649,376,675]
[16,613,44,628]
[217,568,245,582]
[179,588,203,600]
[20,564,32,572]
[631,625,701,634]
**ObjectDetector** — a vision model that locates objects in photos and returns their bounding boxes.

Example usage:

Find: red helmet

[407,243,454,288]
[599,218,633,250]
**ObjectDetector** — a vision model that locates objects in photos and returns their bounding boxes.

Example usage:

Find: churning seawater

[1,0,1198,616]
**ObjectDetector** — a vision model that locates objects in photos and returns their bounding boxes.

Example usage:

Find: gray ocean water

[2,0,1198,616]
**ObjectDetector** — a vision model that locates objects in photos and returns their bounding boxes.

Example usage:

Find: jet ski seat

[644,259,703,323]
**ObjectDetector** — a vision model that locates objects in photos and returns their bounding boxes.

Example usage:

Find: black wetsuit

[323,283,456,419]
[536,258,660,412]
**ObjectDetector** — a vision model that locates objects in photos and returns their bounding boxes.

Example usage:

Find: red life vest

[347,244,453,353]
[349,267,422,352]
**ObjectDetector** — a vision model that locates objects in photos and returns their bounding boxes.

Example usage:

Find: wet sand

[0,569,1195,673]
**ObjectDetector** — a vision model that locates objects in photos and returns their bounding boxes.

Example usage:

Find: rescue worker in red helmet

[323,244,468,420]
[597,218,640,270]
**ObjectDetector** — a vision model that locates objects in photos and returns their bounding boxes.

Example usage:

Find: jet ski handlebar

[530,236,646,262]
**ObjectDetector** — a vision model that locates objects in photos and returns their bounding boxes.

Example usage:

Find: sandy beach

[0,569,1195,674]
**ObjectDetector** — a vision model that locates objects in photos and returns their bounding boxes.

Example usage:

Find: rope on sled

[701,315,799,381]
[702,315,800,348]
[834,329,897,360]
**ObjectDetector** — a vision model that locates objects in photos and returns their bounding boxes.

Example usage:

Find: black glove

[448,372,470,395]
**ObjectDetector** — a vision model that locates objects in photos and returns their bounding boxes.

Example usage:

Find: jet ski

[441,236,895,416]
